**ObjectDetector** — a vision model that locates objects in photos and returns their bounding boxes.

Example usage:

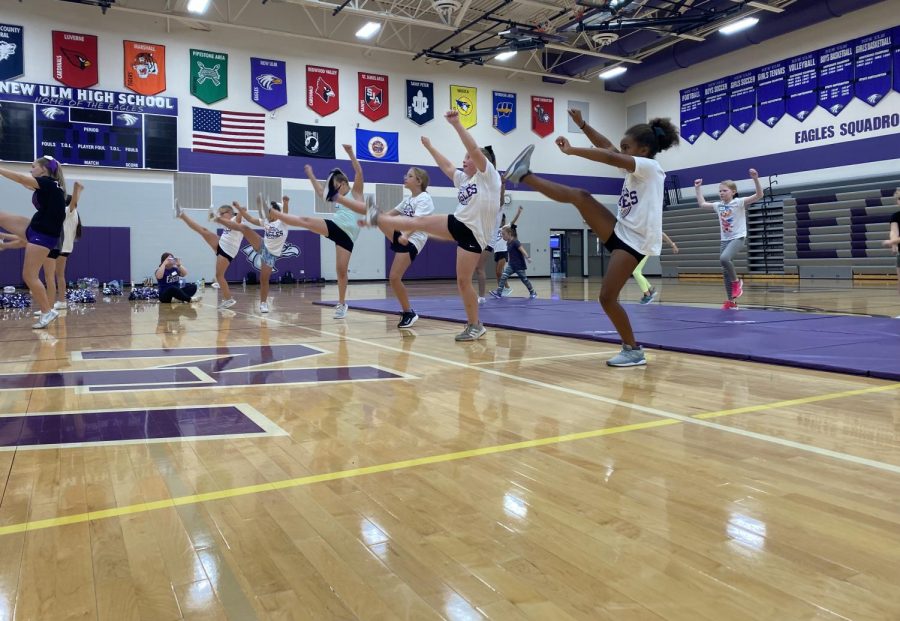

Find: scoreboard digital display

[0,80,178,170]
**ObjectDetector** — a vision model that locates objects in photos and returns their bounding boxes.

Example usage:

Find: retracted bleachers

[660,203,747,277]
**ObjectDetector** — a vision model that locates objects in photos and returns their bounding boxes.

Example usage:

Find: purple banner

[728,71,755,133]
[251,57,286,111]
[894,26,900,94]
[756,61,786,127]
[818,42,854,116]
[702,78,729,139]
[853,30,891,106]
[786,52,817,121]
[679,86,702,144]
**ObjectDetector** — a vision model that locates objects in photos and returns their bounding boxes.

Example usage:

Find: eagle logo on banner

[358,72,389,121]
[450,85,477,128]
[251,58,287,111]
[124,41,166,96]
[52,31,98,88]
[307,65,339,117]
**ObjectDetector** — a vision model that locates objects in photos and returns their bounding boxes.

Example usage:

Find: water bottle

[200,277,205,289]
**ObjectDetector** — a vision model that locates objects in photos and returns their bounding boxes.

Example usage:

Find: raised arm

[304,164,325,198]
[421,136,456,181]
[446,110,487,172]
[281,195,290,215]
[69,181,84,211]
[694,179,716,209]
[234,200,261,227]
[510,205,524,226]
[662,232,679,254]
[342,144,365,199]
[555,136,634,172]
[0,166,39,191]
[567,109,616,150]
[743,169,764,205]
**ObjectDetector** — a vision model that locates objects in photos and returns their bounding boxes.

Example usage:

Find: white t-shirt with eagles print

[392,192,435,252]
[452,161,502,250]
[615,156,665,256]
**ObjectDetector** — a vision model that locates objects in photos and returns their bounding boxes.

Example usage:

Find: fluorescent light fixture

[719,17,759,35]
[356,21,381,39]
[598,66,627,80]
[186,0,210,14]
[494,50,517,61]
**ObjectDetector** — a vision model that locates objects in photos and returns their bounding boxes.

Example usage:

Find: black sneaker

[397,311,418,329]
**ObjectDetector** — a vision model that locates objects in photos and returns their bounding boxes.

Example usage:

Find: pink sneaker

[731,279,743,299]
[721,300,738,310]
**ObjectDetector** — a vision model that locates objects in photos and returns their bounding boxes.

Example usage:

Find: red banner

[531,95,554,138]
[52,31,98,88]
[124,40,166,96]
[307,65,339,117]
[358,72,388,122]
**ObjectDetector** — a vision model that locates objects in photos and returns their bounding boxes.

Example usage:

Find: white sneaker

[173,200,183,219]
[218,298,237,309]
[32,309,59,329]
[53,301,67,310]
[333,303,348,319]
[260,302,269,313]
[189,295,202,303]
[33,309,41,316]
[477,296,486,305]
[501,287,513,297]
[208,205,217,221]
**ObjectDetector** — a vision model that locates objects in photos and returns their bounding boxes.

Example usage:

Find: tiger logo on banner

[358,72,388,122]
[307,65,339,117]
[52,31,98,88]
[450,85,477,129]
[531,95,554,138]
[124,41,166,96]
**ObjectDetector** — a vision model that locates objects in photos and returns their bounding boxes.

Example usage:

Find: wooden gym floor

[0,277,898,621]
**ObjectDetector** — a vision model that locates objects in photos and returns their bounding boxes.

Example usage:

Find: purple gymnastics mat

[317,296,900,380]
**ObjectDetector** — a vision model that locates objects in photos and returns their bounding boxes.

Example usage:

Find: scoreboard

[0,80,177,170]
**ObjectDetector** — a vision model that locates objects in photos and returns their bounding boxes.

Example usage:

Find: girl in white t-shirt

[175,201,242,310]
[215,196,289,314]
[503,109,679,367]
[694,169,763,310]
[353,110,501,341]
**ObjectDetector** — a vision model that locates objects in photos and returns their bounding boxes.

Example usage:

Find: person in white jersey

[354,110,502,341]
[504,109,680,367]
[44,181,84,310]
[215,196,289,314]
[693,169,763,310]
[265,144,363,319]
[174,201,242,309]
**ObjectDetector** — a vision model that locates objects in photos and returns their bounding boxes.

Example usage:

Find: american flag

[192,107,266,156]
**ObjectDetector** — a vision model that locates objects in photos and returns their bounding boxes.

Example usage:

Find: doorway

[549,229,584,277]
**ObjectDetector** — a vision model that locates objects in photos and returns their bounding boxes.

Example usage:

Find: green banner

[190,48,227,104]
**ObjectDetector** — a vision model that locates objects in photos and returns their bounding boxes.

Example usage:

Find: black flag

[288,121,335,159]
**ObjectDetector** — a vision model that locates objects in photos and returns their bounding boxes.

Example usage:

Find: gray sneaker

[32,309,59,329]
[364,195,379,226]
[174,200,183,219]
[257,194,270,221]
[455,322,486,341]
[504,145,535,183]
[207,204,217,221]
[333,303,348,319]
[639,288,658,305]
[606,345,646,367]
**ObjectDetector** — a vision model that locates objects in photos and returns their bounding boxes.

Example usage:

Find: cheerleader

[175,200,242,309]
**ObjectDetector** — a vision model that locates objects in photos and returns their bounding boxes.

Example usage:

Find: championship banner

[356,127,398,162]
[786,52,817,121]
[756,61,785,127]
[52,31,98,88]
[728,71,755,133]
[287,121,335,159]
[406,79,433,126]
[307,65,339,117]
[492,91,515,134]
[0,24,24,81]
[450,85,477,128]
[679,86,702,144]
[359,72,388,121]
[818,42,853,116]
[251,57,286,111]
[853,29,891,106]
[531,95,554,138]
[701,78,728,139]
[124,41,166,96]
[190,49,227,105]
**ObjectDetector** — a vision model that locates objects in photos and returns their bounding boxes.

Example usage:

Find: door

[587,231,609,277]
[565,229,583,278]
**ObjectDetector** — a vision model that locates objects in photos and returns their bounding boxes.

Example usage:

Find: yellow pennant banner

[450,84,477,128]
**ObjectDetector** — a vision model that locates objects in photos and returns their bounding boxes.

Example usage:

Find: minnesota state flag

[450,85,477,129]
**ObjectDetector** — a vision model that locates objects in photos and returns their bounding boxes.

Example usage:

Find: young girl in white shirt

[175,201,242,309]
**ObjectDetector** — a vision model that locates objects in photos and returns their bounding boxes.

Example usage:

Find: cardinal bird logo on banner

[307,65,339,117]
[52,31,98,88]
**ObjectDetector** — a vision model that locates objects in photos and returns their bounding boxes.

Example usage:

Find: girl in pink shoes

[694,169,763,310]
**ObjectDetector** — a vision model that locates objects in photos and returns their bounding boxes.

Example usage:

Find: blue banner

[702,78,729,140]
[406,79,433,126]
[786,52,817,121]
[0,24,23,81]
[894,27,900,94]
[356,127,398,162]
[492,90,516,134]
[728,71,755,133]
[818,42,854,116]
[854,30,891,106]
[679,86,702,144]
[250,57,286,111]
[756,61,786,127]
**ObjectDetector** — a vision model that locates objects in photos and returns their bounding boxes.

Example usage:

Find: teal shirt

[332,203,360,241]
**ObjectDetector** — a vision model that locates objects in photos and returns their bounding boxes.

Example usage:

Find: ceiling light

[494,50,517,61]
[186,0,210,14]
[356,21,381,39]
[719,17,759,35]
[598,66,626,80]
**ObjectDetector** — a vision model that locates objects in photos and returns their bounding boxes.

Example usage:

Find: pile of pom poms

[103,280,123,296]
[66,289,96,304]
[128,287,159,301]
[0,291,31,309]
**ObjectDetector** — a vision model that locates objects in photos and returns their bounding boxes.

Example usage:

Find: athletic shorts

[47,248,70,259]
[259,245,279,268]
[494,251,508,263]
[26,226,59,250]
[325,219,355,253]
[603,231,645,263]
[216,245,235,263]
[390,231,419,262]
[447,215,482,254]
